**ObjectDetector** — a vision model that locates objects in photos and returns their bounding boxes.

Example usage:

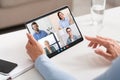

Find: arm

[67,13,73,25]
[85,36,120,61]
[26,33,76,80]
[95,56,120,80]
[85,36,120,80]
[35,54,76,80]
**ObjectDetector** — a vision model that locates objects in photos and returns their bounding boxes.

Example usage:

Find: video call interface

[26,6,83,58]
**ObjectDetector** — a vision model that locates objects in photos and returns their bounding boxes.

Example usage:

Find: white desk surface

[0,29,33,79]
[1,7,120,80]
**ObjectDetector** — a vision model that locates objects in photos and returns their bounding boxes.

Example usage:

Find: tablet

[26,6,83,58]
[0,59,17,74]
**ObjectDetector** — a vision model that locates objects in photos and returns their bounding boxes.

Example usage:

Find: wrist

[34,53,46,61]
[35,54,48,63]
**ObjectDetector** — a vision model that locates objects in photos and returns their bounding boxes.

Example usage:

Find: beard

[35,28,40,33]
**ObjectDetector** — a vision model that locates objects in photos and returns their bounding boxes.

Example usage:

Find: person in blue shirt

[57,12,72,29]
[66,27,78,44]
[31,22,48,41]
[26,33,120,80]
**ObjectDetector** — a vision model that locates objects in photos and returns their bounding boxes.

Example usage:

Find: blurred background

[72,0,117,16]
[0,0,120,33]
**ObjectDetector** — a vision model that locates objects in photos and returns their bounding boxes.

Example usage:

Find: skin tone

[66,28,74,39]
[59,12,65,20]
[85,36,120,61]
[44,41,52,53]
[58,12,73,30]
[32,24,39,33]
[59,12,73,24]
[26,33,120,62]
[26,33,44,62]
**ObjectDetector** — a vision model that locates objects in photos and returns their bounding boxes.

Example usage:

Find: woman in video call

[26,33,120,80]
[66,27,78,44]
[44,40,56,55]
[31,22,48,41]
[57,12,72,29]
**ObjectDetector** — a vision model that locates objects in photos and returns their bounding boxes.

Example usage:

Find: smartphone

[0,59,17,74]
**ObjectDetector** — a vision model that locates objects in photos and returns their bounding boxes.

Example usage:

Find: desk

[1,7,120,80]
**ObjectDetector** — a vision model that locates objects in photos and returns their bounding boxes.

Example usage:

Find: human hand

[26,33,44,62]
[85,36,120,61]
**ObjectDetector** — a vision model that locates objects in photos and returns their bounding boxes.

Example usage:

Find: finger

[97,36,108,40]
[97,36,117,44]
[85,36,108,48]
[26,33,37,45]
[88,42,94,47]
[26,41,31,50]
[92,43,99,48]
[99,44,102,47]
[95,49,113,61]
[88,42,99,48]
[97,36,113,41]
[85,36,103,45]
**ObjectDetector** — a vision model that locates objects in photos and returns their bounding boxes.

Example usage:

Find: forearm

[35,54,76,80]
[95,56,120,80]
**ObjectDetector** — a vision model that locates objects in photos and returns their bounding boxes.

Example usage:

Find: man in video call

[31,22,48,41]
[66,27,78,44]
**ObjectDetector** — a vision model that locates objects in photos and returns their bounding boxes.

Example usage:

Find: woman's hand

[85,36,120,61]
[26,33,44,62]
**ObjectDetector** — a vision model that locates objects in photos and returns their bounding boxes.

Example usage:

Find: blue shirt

[35,54,120,80]
[33,30,48,41]
[35,54,76,80]
[59,18,70,28]
[67,35,78,44]
[95,56,120,80]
